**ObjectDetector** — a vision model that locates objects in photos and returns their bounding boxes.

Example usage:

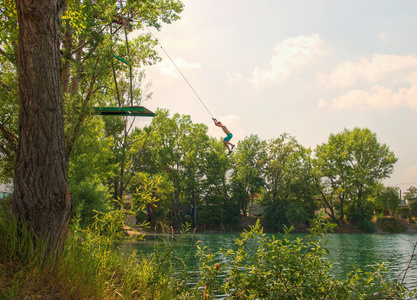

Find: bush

[70,181,109,228]
[358,219,376,233]
[195,218,416,299]
[376,216,407,233]
[398,206,410,218]
[263,201,288,231]
[408,199,417,217]
[346,201,376,232]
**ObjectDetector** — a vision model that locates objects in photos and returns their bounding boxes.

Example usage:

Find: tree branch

[0,79,12,92]
[0,121,17,154]
[400,241,417,284]
[65,56,100,160]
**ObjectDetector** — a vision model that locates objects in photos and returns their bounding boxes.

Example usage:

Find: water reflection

[122,233,417,288]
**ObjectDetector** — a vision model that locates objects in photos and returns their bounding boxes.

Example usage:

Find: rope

[146,27,214,119]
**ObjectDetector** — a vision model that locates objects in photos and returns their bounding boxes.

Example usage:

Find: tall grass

[0,200,54,299]
[0,200,191,299]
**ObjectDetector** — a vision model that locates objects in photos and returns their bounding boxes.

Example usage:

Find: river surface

[122,233,417,289]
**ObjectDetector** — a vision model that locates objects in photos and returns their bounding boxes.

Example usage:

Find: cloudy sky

[137,0,417,193]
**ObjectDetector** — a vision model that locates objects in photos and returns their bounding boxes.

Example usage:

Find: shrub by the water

[196,218,416,299]
[376,216,408,233]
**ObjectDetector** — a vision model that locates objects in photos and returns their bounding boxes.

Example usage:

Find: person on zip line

[213,118,235,155]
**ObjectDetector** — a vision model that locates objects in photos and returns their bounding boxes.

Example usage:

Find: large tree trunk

[12,0,72,260]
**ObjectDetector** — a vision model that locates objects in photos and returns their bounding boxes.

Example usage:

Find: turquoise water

[123,233,417,288]
[325,233,417,286]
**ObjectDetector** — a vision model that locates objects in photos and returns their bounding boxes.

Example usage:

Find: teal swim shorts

[224,133,233,142]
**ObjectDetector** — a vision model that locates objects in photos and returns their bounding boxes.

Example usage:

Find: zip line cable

[146,27,215,119]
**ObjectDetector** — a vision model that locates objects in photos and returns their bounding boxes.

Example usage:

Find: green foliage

[263,198,289,231]
[0,1,18,65]
[133,174,161,207]
[0,203,55,299]
[346,199,376,233]
[89,205,127,241]
[195,217,416,299]
[409,199,417,217]
[358,219,377,233]
[139,110,238,230]
[0,201,187,299]
[199,138,235,227]
[398,206,409,218]
[315,127,397,225]
[67,116,114,229]
[0,43,18,181]
[231,134,266,215]
[0,201,45,269]
[376,216,407,233]
[262,134,318,230]
[222,198,241,225]
[131,173,172,229]
[404,186,417,201]
[67,117,115,182]
[285,201,309,225]
[370,183,401,215]
[405,186,417,217]
[197,193,240,229]
[71,181,109,228]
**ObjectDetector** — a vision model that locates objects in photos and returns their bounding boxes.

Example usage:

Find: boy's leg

[223,140,231,152]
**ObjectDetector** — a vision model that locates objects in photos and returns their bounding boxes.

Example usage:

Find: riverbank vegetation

[0,200,185,299]
[2,200,417,299]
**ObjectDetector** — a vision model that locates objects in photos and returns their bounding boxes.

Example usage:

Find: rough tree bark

[12,0,72,259]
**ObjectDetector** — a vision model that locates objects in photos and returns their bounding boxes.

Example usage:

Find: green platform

[94,106,156,117]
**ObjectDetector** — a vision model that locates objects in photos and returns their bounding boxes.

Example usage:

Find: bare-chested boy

[213,118,235,155]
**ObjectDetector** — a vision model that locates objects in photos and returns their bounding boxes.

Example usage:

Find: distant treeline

[64,108,417,232]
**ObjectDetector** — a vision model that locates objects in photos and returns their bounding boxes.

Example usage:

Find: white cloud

[322,54,417,89]
[252,33,326,88]
[158,58,201,79]
[226,72,244,83]
[327,84,417,110]
[319,54,417,110]
[330,85,405,110]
